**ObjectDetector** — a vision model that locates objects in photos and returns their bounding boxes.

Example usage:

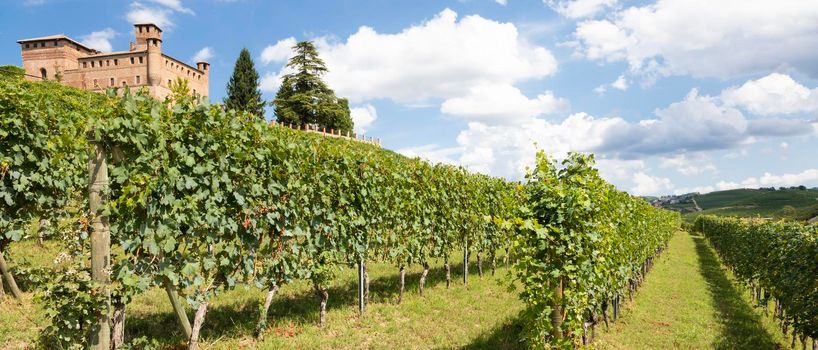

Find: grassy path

[596,231,787,349]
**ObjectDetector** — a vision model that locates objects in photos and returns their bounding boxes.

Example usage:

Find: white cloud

[441,114,626,178]
[192,47,213,63]
[572,0,818,79]
[406,86,817,183]
[267,9,557,104]
[595,74,628,94]
[598,89,814,157]
[260,37,297,65]
[716,169,818,190]
[127,2,174,28]
[397,144,461,166]
[599,89,749,156]
[259,66,294,93]
[149,0,193,14]
[721,73,818,115]
[659,154,717,176]
[630,172,673,196]
[546,0,617,19]
[611,74,627,90]
[350,104,378,134]
[673,185,715,195]
[596,158,645,182]
[440,84,568,124]
[80,28,117,52]
[495,0,508,5]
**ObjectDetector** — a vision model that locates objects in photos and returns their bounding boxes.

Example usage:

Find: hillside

[670,188,818,222]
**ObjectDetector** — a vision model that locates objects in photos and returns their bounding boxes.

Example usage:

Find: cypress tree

[225,48,265,118]
[274,41,353,133]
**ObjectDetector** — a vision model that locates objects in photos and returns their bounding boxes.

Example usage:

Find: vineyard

[693,215,818,347]
[2,69,683,349]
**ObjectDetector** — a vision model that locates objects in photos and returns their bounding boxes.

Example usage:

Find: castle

[18,23,208,100]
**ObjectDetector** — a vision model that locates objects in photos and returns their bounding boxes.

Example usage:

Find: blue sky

[3,0,818,195]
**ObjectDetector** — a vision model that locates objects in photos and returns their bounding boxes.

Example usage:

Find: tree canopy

[224,48,265,118]
[274,41,353,133]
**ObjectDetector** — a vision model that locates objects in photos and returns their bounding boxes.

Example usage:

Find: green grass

[1,241,525,349]
[595,231,788,349]
[681,188,818,223]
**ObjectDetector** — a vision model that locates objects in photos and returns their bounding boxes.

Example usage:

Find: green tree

[274,41,353,133]
[225,48,264,118]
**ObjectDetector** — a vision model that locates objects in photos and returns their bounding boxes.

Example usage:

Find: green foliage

[0,65,25,79]
[511,152,680,349]
[693,215,818,339]
[225,48,265,118]
[273,41,353,133]
[0,75,100,243]
[36,255,106,350]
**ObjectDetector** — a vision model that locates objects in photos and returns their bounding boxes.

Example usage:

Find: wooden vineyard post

[356,162,366,315]
[551,277,564,340]
[88,132,111,350]
[463,240,468,286]
[358,259,365,314]
[164,280,193,338]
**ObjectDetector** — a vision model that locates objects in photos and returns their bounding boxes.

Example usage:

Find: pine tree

[225,48,265,118]
[274,41,353,133]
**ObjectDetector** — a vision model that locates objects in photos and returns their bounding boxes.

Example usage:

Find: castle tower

[196,61,209,73]
[134,24,163,87]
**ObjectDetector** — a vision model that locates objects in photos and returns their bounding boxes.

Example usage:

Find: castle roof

[17,34,99,53]
[133,23,163,32]
[162,53,206,74]
[77,50,147,58]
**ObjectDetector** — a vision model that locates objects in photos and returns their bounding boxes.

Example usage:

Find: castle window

[136,76,141,84]
[110,78,114,86]
[54,40,58,46]
[83,62,87,68]
[99,60,103,67]
[122,81,127,87]
[106,60,110,66]
[139,26,143,33]
[166,60,169,66]
[40,68,47,80]
[193,89,196,94]
[93,79,98,87]
[139,56,144,64]
[114,59,118,65]
[91,61,95,68]
[130,57,135,64]
[24,44,29,48]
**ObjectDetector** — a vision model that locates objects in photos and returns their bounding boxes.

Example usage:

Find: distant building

[18,23,208,100]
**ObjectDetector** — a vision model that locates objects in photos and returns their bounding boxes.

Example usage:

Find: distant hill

[653,188,818,223]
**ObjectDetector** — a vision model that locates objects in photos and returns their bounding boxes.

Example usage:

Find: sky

[2,0,818,196]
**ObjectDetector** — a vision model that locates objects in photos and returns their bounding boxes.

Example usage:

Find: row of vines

[693,215,818,347]
[0,69,680,349]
